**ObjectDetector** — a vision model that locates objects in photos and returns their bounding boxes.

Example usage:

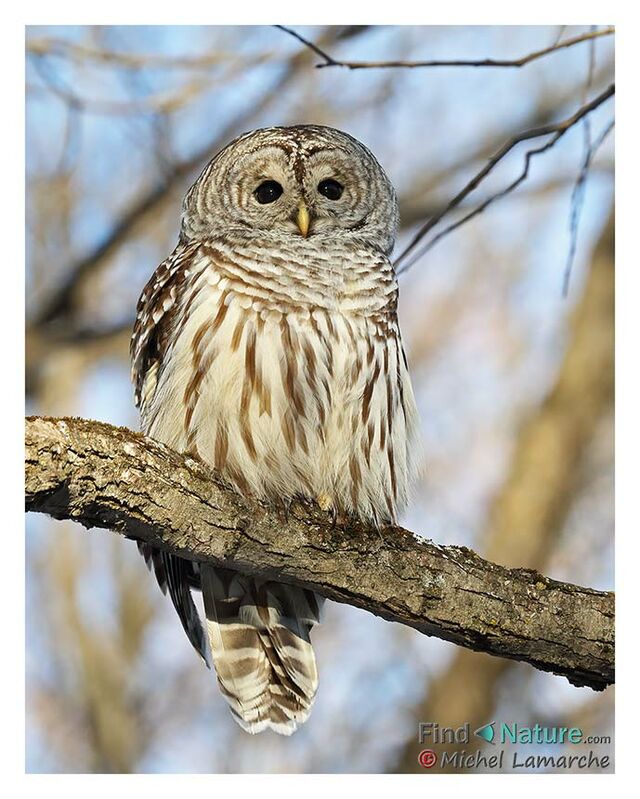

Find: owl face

[182,125,399,254]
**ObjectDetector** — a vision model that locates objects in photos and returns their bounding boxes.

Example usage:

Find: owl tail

[200,564,323,735]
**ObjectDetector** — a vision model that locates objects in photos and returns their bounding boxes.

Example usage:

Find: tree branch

[394,83,615,273]
[276,25,614,70]
[25,415,614,692]
[27,37,275,71]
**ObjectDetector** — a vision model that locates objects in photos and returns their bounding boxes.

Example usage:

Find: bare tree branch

[562,119,614,295]
[27,70,214,117]
[398,163,613,229]
[27,38,274,71]
[25,415,614,692]
[394,57,613,214]
[276,25,614,70]
[394,83,615,274]
[561,29,604,296]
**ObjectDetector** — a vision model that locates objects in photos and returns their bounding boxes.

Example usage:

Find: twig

[394,60,613,219]
[398,163,613,229]
[276,25,614,70]
[25,415,615,691]
[551,26,568,48]
[562,119,614,296]
[28,55,212,117]
[26,38,274,71]
[562,28,599,297]
[394,83,615,274]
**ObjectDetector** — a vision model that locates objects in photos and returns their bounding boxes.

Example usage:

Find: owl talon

[316,492,333,511]
[281,496,293,522]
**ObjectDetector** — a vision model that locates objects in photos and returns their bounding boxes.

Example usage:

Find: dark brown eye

[254,180,283,204]
[318,178,344,201]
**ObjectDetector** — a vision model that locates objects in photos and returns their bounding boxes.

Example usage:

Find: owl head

[181,125,399,255]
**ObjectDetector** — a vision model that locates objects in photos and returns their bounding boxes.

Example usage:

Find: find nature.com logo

[417,721,612,771]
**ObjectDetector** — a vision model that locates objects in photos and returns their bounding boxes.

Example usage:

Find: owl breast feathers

[131,125,421,735]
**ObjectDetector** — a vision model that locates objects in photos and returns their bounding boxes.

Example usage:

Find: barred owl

[131,125,420,735]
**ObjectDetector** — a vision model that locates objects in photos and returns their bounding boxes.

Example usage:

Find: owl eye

[318,179,344,201]
[254,180,283,204]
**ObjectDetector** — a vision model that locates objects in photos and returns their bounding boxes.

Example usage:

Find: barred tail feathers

[200,565,323,735]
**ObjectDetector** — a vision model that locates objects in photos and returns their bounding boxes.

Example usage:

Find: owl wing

[136,541,209,665]
[131,240,202,411]
[131,240,211,664]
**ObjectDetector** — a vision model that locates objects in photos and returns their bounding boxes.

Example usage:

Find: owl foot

[316,494,354,530]
[279,496,293,522]
[316,492,333,511]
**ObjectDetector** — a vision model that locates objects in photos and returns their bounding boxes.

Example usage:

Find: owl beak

[296,201,311,237]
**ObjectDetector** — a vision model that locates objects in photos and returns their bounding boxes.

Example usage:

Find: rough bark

[25,415,613,691]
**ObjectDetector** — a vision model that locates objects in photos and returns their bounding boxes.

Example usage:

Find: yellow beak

[296,202,311,237]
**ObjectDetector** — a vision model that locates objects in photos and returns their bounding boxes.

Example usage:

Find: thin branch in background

[55,103,82,176]
[562,119,615,296]
[562,27,599,297]
[396,59,613,219]
[398,140,564,272]
[28,54,211,117]
[274,26,335,64]
[551,25,568,47]
[105,27,178,176]
[26,38,274,71]
[276,25,614,70]
[394,83,615,275]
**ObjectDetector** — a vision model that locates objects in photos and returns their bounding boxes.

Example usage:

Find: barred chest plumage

[141,236,420,525]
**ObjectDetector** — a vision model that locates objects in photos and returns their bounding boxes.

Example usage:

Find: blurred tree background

[25,25,614,773]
